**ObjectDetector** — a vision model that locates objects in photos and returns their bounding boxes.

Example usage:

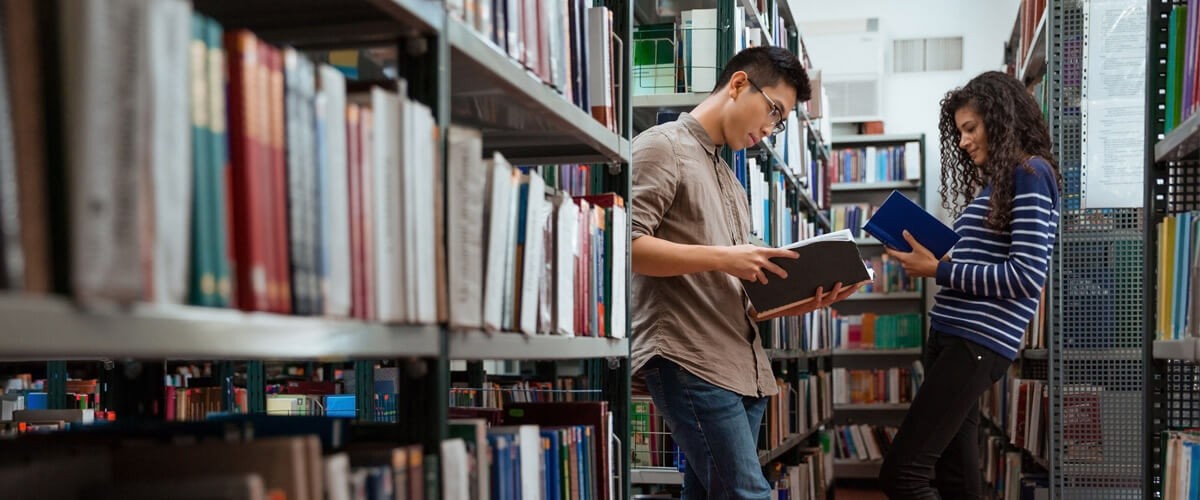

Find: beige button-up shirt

[630,112,778,398]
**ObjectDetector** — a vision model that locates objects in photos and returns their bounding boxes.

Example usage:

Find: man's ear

[727,71,749,99]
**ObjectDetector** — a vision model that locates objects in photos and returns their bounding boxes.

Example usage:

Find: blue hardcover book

[325,394,356,418]
[863,190,960,259]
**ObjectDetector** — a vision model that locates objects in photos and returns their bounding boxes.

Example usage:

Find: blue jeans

[641,356,771,500]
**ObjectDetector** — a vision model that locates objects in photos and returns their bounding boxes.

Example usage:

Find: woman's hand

[884,230,940,278]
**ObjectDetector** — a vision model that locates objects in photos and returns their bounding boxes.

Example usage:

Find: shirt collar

[678,112,720,158]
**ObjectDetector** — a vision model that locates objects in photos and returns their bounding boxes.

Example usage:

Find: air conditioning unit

[799,18,883,123]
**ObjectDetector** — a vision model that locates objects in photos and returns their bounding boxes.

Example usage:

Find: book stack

[831,204,878,239]
[833,424,896,462]
[762,307,835,353]
[830,143,922,184]
[1161,430,1200,499]
[445,0,619,132]
[859,255,921,294]
[832,313,924,350]
[832,365,923,405]
[765,446,830,500]
[1155,212,1200,341]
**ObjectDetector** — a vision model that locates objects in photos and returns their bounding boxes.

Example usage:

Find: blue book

[863,190,960,259]
[325,394,356,418]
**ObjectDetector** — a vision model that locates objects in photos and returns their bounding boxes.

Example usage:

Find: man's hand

[718,244,799,284]
[884,230,940,278]
[751,280,867,321]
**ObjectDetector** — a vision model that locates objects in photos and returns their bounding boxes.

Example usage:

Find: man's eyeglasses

[747,78,787,135]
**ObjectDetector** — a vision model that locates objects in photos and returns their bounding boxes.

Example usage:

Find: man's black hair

[711,46,811,102]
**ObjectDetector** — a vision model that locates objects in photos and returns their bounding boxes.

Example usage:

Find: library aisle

[0,0,1193,499]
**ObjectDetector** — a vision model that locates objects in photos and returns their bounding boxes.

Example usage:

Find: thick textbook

[742,230,871,317]
[863,190,960,259]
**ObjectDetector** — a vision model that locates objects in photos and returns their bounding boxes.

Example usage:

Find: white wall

[795,0,1020,220]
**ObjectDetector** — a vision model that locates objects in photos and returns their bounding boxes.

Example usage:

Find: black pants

[879,329,1013,499]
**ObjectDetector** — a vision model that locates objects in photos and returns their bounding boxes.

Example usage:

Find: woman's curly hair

[938,71,1061,230]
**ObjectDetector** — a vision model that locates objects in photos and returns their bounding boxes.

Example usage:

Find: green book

[1166,6,1188,133]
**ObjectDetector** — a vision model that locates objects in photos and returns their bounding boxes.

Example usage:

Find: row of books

[764,446,831,500]
[1012,0,1047,77]
[861,255,922,294]
[830,144,922,184]
[1023,286,1049,349]
[735,153,822,246]
[445,0,619,131]
[787,120,832,212]
[831,313,924,351]
[760,308,835,352]
[1161,430,1200,500]
[630,395,677,469]
[1155,212,1199,341]
[832,424,896,462]
[763,372,834,453]
[1165,2,1199,133]
[448,127,628,337]
[0,1,628,339]
[6,403,616,500]
[981,370,1049,462]
[980,431,1049,500]
[449,377,592,409]
[831,364,924,405]
[830,203,878,240]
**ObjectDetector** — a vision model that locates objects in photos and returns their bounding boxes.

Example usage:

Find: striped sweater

[930,157,1060,361]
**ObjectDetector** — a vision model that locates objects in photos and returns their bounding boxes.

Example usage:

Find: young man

[630,46,861,498]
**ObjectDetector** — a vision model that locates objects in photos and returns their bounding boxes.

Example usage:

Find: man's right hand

[717,245,799,284]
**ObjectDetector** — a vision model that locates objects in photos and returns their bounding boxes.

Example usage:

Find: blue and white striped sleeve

[935,162,1059,299]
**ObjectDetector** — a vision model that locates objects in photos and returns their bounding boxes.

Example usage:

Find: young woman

[878,71,1061,499]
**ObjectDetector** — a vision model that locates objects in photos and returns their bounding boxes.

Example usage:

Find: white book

[149,0,193,304]
[447,126,486,330]
[416,104,439,323]
[586,7,614,127]
[685,8,718,93]
[553,195,578,335]
[502,171,524,331]
[317,64,352,317]
[904,141,922,180]
[440,439,471,500]
[61,0,154,302]
[366,86,405,323]
[518,173,547,334]
[482,154,516,332]
[610,204,627,338]
[399,92,418,321]
[323,453,351,500]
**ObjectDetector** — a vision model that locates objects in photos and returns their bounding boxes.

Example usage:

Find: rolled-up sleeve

[630,131,678,241]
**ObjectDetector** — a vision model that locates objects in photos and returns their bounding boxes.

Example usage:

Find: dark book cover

[863,190,960,259]
[742,230,872,316]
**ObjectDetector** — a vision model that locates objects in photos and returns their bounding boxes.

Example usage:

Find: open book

[742,230,872,317]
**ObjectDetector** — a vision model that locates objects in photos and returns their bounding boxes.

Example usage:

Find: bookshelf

[827,133,925,486]
[446,17,631,163]
[1146,1,1200,498]
[0,0,634,497]
[626,0,836,495]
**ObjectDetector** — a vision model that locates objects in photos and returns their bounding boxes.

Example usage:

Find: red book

[346,104,365,320]
[265,46,292,314]
[359,107,376,321]
[224,31,269,312]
